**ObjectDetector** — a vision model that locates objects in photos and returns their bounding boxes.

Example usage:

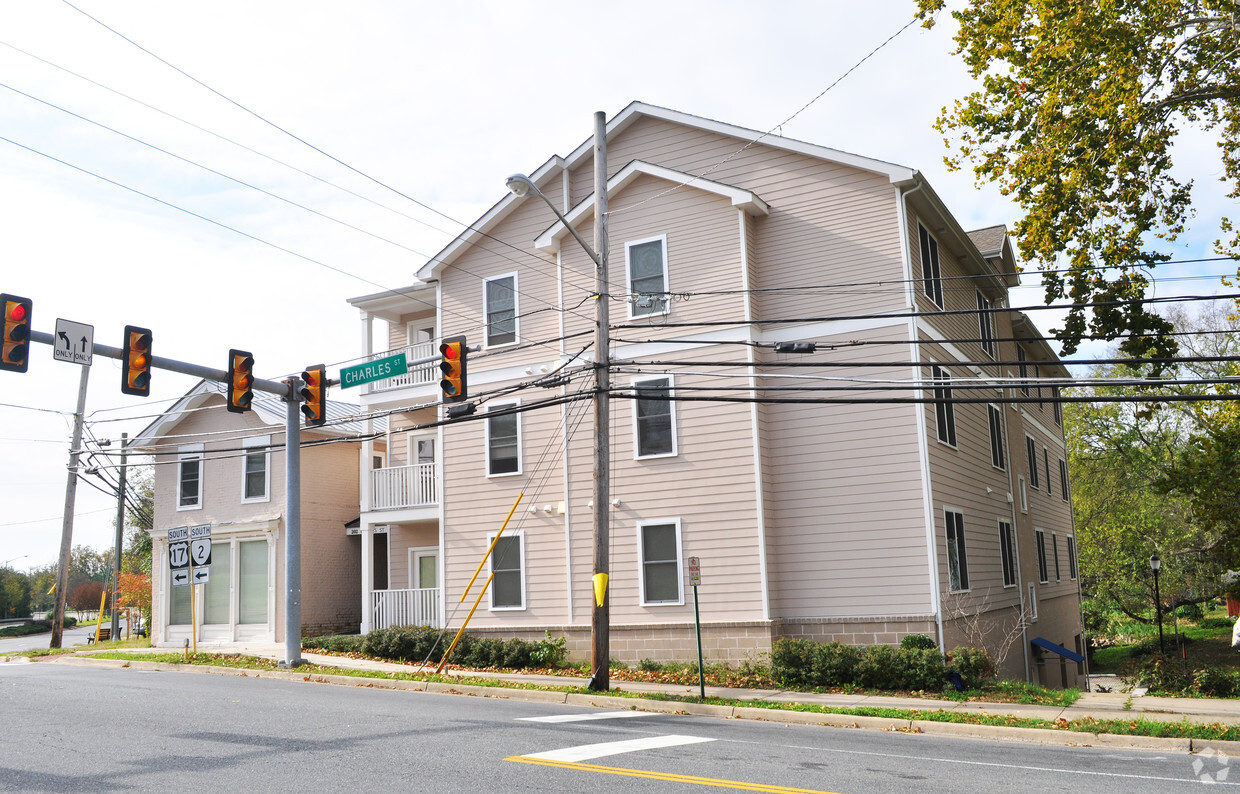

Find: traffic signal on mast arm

[226,349,254,413]
[439,336,467,402]
[120,325,152,396]
[0,293,32,373]
[300,365,326,427]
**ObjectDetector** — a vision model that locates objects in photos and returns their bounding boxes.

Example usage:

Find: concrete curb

[45,654,1228,754]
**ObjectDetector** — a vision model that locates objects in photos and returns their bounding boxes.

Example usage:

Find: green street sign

[340,353,407,389]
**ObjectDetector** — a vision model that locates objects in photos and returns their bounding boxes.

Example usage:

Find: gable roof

[532,160,768,255]
[130,379,382,451]
[416,102,914,282]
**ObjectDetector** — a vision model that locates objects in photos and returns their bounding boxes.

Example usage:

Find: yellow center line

[505,755,845,793]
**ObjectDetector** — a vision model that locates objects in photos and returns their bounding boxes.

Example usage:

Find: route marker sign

[53,319,93,366]
[189,524,212,567]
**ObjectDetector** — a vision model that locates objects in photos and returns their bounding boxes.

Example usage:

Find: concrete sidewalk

[56,641,1240,735]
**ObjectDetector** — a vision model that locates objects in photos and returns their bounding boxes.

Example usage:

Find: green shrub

[1175,602,1205,621]
[771,638,819,686]
[360,625,443,663]
[1191,666,1240,698]
[1199,616,1234,631]
[856,645,903,690]
[638,658,663,672]
[531,632,568,668]
[810,642,862,687]
[899,634,937,651]
[303,634,364,653]
[947,646,997,689]
[900,647,949,690]
[1122,653,1191,693]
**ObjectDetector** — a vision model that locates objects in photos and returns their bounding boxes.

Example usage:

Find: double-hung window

[486,403,521,476]
[626,236,669,317]
[1026,436,1039,489]
[1059,459,1070,501]
[932,365,956,447]
[242,435,270,503]
[988,404,1005,470]
[1067,536,1078,580]
[918,224,944,307]
[1035,529,1049,583]
[489,532,524,609]
[1052,533,1061,581]
[177,445,203,510]
[484,274,518,347]
[977,291,995,356]
[1044,447,1052,497]
[638,520,683,605]
[999,520,1017,587]
[945,509,969,591]
[633,376,675,458]
[1017,346,1030,397]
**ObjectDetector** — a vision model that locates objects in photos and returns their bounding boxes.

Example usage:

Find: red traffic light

[1,293,32,373]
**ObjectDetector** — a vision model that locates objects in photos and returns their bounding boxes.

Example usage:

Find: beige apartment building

[348,102,1082,685]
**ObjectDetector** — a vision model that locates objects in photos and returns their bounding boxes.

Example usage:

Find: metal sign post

[688,556,705,699]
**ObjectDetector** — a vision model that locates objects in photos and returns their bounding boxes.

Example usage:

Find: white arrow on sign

[191,567,210,584]
[171,569,190,587]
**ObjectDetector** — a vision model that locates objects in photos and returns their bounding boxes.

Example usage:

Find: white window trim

[625,234,670,319]
[241,435,271,504]
[637,518,684,606]
[487,530,525,611]
[976,291,995,357]
[998,520,1017,589]
[1028,582,1039,621]
[408,546,438,590]
[1018,475,1028,514]
[944,507,969,593]
[988,403,1005,471]
[484,401,522,478]
[918,223,944,308]
[631,374,678,459]
[483,272,519,349]
[931,365,957,448]
[409,433,436,466]
[177,444,204,512]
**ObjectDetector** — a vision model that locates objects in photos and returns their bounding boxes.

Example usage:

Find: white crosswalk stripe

[520,734,715,763]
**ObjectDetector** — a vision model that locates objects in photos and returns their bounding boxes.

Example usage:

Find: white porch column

[360,523,374,634]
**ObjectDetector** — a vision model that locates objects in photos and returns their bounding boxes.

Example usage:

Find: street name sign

[53,319,93,366]
[340,353,407,389]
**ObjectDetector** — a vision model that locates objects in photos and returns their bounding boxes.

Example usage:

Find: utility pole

[110,432,127,640]
[51,364,89,649]
[281,381,305,668]
[589,110,611,691]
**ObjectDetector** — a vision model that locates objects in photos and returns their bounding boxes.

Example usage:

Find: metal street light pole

[1150,552,1165,655]
[506,110,611,690]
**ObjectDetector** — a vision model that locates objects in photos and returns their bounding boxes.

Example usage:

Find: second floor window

[485,274,517,346]
[932,365,956,447]
[486,404,521,476]
[634,376,675,458]
[178,446,203,510]
[626,236,669,317]
[242,435,270,502]
[999,520,1017,587]
[919,224,944,308]
[1036,528,1049,583]
[988,403,1005,470]
[1026,436,1039,489]
[1059,458,1070,501]
[489,533,524,609]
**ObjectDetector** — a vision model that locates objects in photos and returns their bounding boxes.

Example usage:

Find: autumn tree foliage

[116,572,152,622]
[918,0,1240,363]
[68,580,105,614]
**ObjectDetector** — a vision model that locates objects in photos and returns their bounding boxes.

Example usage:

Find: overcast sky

[0,1,1231,572]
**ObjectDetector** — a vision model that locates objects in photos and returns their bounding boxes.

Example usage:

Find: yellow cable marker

[592,572,608,608]
[461,492,523,603]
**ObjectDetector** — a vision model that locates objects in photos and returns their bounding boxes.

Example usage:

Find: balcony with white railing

[368,341,437,393]
[371,587,440,629]
[370,462,436,510]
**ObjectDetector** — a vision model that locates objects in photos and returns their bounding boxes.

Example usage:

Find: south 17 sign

[168,524,211,586]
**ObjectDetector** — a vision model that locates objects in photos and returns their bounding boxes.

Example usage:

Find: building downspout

[558,166,574,624]
[896,180,945,651]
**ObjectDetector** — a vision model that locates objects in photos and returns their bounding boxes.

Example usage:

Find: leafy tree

[917,0,1240,361]
[0,568,32,619]
[68,580,105,615]
[120,468,154,575]
[115,572,151,625]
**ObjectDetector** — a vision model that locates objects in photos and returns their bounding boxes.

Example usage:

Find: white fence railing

[371,588,440,629]
[369,341,437,392]
[370,462,436,510]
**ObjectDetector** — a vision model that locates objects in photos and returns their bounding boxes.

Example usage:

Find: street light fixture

[2,555,26,568]
[507,112,612,691]
[1150,552,1165,655]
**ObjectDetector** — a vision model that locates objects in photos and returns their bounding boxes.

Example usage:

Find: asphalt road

[0,660,1230,792]
[0,620,129,653]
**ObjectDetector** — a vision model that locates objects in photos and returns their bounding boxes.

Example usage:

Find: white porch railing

[371,588,440,629]
[369,341,437,392]
[370,462,436,510]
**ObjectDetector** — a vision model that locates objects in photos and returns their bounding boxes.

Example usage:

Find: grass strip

[82,651,1240,741]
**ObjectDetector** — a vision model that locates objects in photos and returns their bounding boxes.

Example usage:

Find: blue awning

[1031,636,1084,663]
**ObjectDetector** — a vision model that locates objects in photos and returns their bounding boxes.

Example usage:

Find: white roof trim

[532,160,769,254]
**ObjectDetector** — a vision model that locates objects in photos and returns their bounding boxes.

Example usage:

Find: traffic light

[120,325,152,396]
[226,349,254,413]
[300,364,326,427]
[0,293,32,373]
[439,336,467,402]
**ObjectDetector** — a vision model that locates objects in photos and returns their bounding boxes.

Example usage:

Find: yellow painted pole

[190,564,197,655]
[94,586,108,643]
[436,572,494,674]
[460,492,523,603]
